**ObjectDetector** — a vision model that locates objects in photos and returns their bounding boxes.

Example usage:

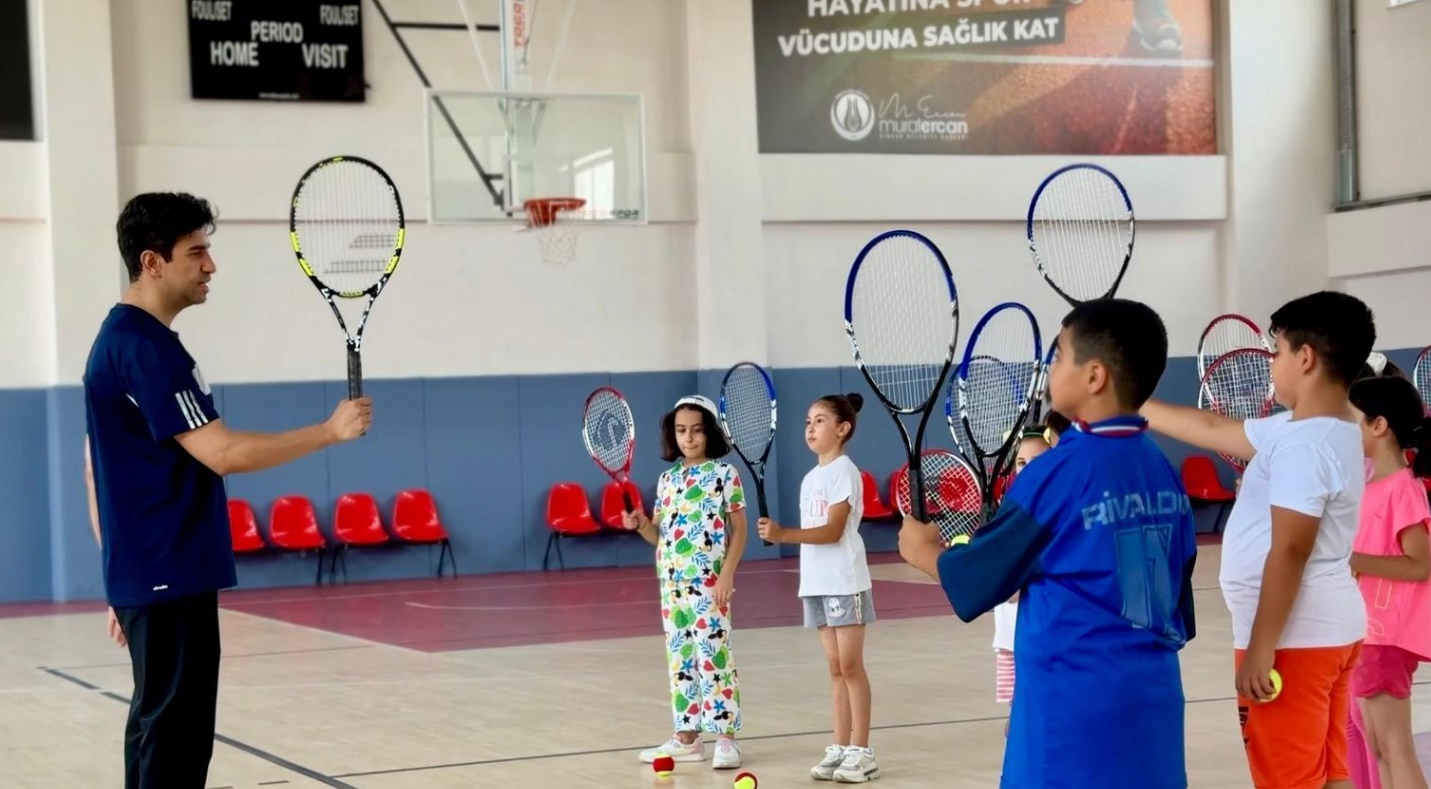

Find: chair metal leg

[543,533,564,571]
[435,539,456,577]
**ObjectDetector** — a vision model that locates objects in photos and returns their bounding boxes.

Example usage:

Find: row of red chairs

[229,488,455,584]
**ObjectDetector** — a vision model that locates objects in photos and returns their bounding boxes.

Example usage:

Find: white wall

[1326,0,1431,348]
[1352,0,1431,201]
[4,0,1424,391]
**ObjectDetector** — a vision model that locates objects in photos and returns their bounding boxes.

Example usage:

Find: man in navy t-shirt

[899,299,1199,789]
[83,192,372,788]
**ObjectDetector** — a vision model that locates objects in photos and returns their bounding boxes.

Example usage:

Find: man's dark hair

[659,404,731,462]
[1061,298,1169,410]
[116,192,217,283]
[1268,291,1375,388]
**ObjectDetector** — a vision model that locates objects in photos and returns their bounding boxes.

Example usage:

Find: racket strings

[1415,352,1431,411]
[293,161,402,295]
[849,235,954,411]
[583,392,634,473]
[1204,351,1274,420]
[960,312,1040,457]
[1199,318,1266,372]
[1032,169,1132,302]
[721,367,774,460]
[895,451,983,544]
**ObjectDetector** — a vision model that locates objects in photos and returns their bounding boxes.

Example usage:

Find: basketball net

[524,197,585,265]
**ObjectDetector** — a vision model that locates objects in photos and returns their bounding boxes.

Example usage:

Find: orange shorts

[1235,643,1363,789]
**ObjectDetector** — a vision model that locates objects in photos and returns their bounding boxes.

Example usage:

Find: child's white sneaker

[711,738,742,769]
[638,736,705,763]
[811,744,849,781]
[833,746,880,783]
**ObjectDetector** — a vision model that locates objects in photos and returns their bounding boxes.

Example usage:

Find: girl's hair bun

[845,392,864,413]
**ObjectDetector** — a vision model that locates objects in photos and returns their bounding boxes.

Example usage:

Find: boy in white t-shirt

[758,392,878,783]
[1142,291,1376,789]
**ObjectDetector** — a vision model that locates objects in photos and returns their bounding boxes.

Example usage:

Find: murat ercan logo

[830,89,875,141]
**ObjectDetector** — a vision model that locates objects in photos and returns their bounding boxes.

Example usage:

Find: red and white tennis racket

[1200,348,1276,470]
[893,449,984,546]
[581,386,636,512]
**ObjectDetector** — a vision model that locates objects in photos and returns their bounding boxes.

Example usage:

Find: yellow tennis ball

[1264,668,1283,702]
[733,772,758,789]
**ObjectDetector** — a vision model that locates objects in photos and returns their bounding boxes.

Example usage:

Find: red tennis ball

[733,771,758,789]
[652,754,675,776]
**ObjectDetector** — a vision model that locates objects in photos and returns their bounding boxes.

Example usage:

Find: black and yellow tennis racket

[290,155,406,399]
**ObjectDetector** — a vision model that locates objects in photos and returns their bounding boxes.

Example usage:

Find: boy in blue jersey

[899,298,1198,789]
[83,192,372,788]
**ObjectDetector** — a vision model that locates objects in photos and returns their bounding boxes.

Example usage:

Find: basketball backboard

[425,89,647,225]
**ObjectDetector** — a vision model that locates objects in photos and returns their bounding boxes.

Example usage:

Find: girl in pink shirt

[1346,376,1431,789]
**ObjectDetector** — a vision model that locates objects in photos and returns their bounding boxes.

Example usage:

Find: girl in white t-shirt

[757,392,878,783]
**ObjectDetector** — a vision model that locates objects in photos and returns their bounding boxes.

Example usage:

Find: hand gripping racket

[582,386,637,513]
[718,362,778,546]
[290,155,406,399]
[893,449,984,546]
[1200,348,1276,470]
[955,303,1042,519]
[1027,163,1136,307]
[844,229,959,523]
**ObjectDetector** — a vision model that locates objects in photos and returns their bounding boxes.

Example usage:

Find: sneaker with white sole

[833,746,880,783]
[638,736,705,764]
[811,744,849,781]
[711,738,742,769]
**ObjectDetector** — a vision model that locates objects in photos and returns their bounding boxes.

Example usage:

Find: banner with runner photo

[752,0,1215,155]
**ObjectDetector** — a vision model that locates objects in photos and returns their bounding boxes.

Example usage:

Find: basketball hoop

[523,197,586,264]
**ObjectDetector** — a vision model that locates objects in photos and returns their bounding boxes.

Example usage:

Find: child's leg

[1347,696,1381,789]
[691,590,741,740]
[1235,643,1361,789]
[818,625,852,746]
[1356,646,1425,789]
[664,588,704,745]
[834,624,871,748]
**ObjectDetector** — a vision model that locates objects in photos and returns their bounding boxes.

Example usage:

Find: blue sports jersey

[938,415,1197,789]
[84,304,235,608]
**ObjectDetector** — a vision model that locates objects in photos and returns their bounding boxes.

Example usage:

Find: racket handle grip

[757,493,772,547]
[347,346,363,400]
[621,489,634,514]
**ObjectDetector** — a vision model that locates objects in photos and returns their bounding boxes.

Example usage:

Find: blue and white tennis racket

[844,229,960,522]
[1027,163,1136,306]
[955,303,1042,517]
[718,362,777,545]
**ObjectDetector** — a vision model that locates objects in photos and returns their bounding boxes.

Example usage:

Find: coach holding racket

[82,192,372,788]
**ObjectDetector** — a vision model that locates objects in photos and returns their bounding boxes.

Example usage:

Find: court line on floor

[48,643,376,672]
[37,667,358,789]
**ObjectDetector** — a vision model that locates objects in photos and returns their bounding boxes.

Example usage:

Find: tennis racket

[1200,348,1276,470]
[290,155,406,399]
[1197,314,1269,381]
[718,362,778,546]
[1028,342,1059,425]
[955,303,1043,517]
[581,386,637,513]
[844,229,960,522]
[1414,345,1431,414]
[1027,163,1136,306]
[893,449,983,545]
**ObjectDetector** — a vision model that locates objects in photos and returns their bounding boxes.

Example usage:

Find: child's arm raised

[1141,399,1256,462]
[1351,522,1431,582]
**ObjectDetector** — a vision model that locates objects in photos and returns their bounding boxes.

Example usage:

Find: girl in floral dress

[625,395,749,771]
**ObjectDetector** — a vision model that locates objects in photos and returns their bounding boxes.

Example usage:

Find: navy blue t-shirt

[83,304,235,608]
[938,416,1198,789]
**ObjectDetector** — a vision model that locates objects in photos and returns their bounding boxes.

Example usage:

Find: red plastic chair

[1182,455,1236,533]
[392,489,456,577]
[862,471,896,521]
[544,482,602,571]
[599,480,646,530]
[330,493,391,583]
[268,495,330,584]
[227,499,266,554]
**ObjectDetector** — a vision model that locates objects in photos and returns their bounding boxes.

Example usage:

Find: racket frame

[953,302,1043,517]
[1414,345,1431,414]
[1199,347,1276,470]
[289,155,407,400]
[581,386,638,512]
[1025,162,1136,307]
[718,361,778,546]
[1196,313,1269,379]
[843,229,960,523]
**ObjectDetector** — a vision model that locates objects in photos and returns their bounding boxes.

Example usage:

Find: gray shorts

[802,590,876,628]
